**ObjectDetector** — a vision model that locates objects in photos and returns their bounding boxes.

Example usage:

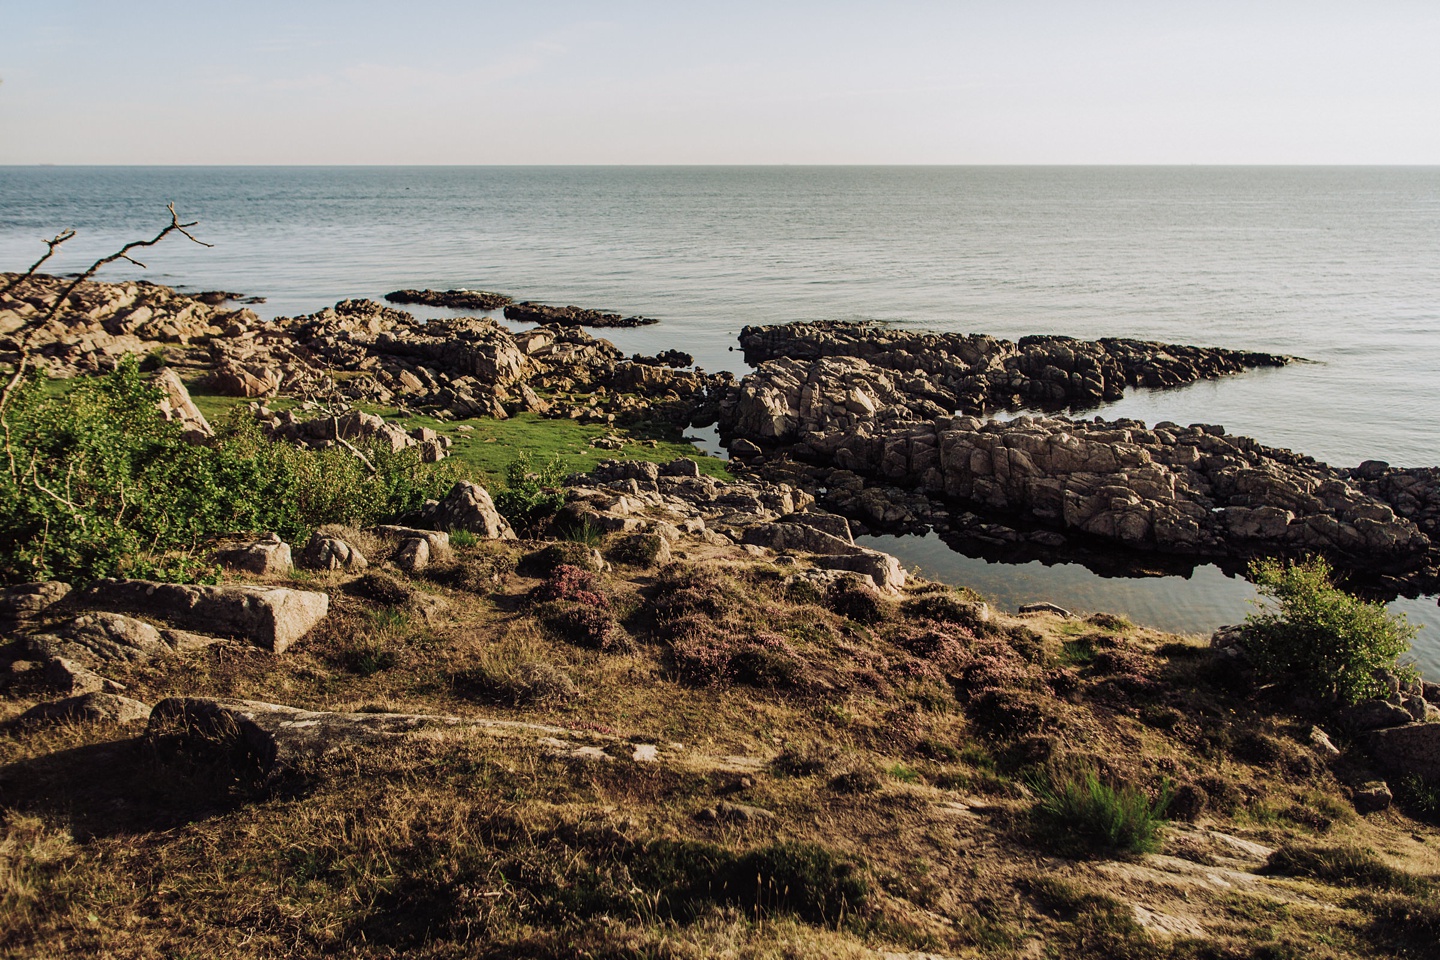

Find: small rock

[729,438,762,458]
[42,657,123,696]
[217,533,293,576]
[1353,780,1393,814]
[1018,601,1073,618]
[1308,726,1340,757]
[696,801,777,825]
[394,537,431,573]
[298,533,368,572]
[423,481,517,540]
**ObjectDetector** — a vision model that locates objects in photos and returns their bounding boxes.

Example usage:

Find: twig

[0,204,211,477]
[0,229,76,301]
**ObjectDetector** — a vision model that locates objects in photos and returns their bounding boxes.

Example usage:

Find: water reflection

[858,531,1440,679]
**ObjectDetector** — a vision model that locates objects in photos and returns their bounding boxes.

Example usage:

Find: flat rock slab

[147,697,674,775]
[83,580,329,653]
[0,582,71,621]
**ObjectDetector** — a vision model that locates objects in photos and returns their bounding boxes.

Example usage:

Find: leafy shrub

[494,452,566,534]
[1028,766,1171,855]
[827,579,891,624]
[0,360,454,584]
[1242,557,1417,704]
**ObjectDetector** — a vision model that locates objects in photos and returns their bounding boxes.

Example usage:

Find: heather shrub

[531,564,608,608]
[538,601,628,652]
[1242,556,1417,705]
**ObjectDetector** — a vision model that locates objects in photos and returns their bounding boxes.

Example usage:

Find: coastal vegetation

[1242,556,1418,705]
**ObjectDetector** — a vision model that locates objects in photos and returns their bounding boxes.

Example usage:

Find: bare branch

[0,203,212,427]
[0,229,77,301]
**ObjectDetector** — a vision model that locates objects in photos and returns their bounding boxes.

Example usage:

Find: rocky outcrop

[384,289,513,311]
[719,343,1440,585]
[0,273,258,377]
[738,321,1292,415]
[504,302,658,328]
[82,580,329,654]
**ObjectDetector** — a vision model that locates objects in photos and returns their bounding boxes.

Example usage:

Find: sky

[1,0,1438,164]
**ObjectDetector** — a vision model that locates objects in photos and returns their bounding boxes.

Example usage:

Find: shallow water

[3,165,1437,662]
[858,532,1440,679]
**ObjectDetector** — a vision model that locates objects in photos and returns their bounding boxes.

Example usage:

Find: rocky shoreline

[4,270,1438,595]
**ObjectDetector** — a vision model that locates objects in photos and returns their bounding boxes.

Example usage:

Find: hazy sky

[2,1,1438,164]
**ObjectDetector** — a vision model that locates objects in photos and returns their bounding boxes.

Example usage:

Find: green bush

[0,359,455,584]
[1029,766,1171,855]
[493,451,566,534]
[1242,557,1418,704]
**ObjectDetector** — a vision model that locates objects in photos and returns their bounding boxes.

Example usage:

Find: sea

[2,166,1438,670]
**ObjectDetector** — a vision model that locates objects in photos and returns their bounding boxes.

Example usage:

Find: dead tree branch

[0,229,76,301]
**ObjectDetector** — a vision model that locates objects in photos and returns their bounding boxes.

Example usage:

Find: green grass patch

[1028,766,1171,856]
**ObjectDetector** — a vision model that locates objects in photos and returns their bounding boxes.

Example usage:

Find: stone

[28,613,170,664]
[1368,723,1440,782]
[660,458,702,478]
[1018,601,1073,617]
[729,438,762,458]
[372,526,451,560]
[817,549,906,593]
[0,581,71,621]
[1344,700,1417,731]
[298,533,368,572]
[152,367,213,439]
[696,801,778,825]
[42,657,122,696]
[1352,780,1393,814]
[394,537,431,573]
[84,579,329,654]
[1307,726,1341,757]
[424,482,517,540]
[21,692,151,725]
[217,533,293,576]
[742,522,857,556]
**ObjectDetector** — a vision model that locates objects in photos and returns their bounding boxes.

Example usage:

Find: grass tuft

[1028,766,1171,856]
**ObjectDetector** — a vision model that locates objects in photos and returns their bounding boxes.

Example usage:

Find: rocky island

[4,261,1440,960]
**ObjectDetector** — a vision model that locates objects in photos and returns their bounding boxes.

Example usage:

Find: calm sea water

[2,167,1438,666]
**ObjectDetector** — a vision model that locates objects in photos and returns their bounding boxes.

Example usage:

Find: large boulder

[817,549,907,593]
[1368,723,1440,781]
[424,482,517,540]
[27,613,170,664]
[152,368,213,439]
[83,580,329,654]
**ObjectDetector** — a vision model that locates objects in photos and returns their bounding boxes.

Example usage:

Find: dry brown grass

[3,536,1440,958]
